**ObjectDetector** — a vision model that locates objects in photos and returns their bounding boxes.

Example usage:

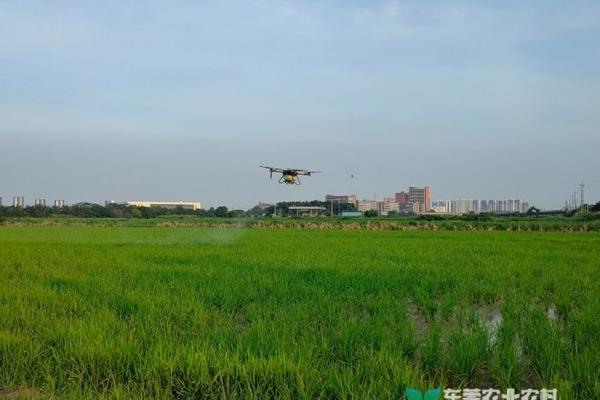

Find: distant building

[507,199,515,213]
[408,186,431,213]
[256,202,273,210]
[325,194,358,208]
[126,201,203,210]
[357,199,377,213]
[450,199,474,214]
[432,200,450,213]
[439,198,529,214]
[396,201,419,214]
[13,196,25,207]
[394,191,409,205]
[383,200,400,215]
[54,200,65,208]
[499,200,508,213]
[34,198,47,206]
[480,200,488,212]
[0,197,2,206]
[288,206,326,217]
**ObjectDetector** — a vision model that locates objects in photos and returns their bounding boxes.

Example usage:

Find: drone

[260,165,321,185]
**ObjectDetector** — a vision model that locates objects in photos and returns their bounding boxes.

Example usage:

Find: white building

[383,201,400,215]
[13,196,25,207]
[357,199,377,212]
[450,199,475,214]
[431,200,450,213]
[127,201,203,210]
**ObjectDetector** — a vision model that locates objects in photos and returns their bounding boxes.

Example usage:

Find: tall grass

[2,215,599,232]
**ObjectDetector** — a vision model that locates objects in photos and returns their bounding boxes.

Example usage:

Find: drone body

[260,166,320,185]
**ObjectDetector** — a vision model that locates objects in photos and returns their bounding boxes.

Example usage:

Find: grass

[2,214,600,232]
[0,227,598,399]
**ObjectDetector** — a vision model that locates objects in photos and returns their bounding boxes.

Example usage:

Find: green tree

[214,206,228,217]
[364,209,378,217]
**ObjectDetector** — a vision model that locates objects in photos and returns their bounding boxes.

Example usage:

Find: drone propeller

[260,165,276,178]
[260,165,321,178]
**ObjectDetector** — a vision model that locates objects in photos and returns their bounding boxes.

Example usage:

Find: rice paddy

[0,227,598,399]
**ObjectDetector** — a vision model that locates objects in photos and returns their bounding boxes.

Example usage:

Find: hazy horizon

[1,1,599,209]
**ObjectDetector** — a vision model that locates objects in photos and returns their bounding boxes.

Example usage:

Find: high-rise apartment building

[480,200,488,212]
[496,200,505,212]
[13,196,25,207]
[34,198,47,206]
[451,199,475,214]
[394,191,409,205]
[507,199,514,212]
[435,198,530,214]
[408,186,431,213]
[54,200,65,208]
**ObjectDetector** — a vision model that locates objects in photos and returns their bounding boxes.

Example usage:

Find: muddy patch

[406,298,429,337]
[234,308,249,332]
[0,388,40,399]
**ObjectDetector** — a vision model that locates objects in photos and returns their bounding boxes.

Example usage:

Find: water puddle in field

[477,305,503,346]
[406,298,429,336]
[547,304,558,323]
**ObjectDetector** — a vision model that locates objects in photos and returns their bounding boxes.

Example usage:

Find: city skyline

[0,180,593,211]
[0,185,576,213]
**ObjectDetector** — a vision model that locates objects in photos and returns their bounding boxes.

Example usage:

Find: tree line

[0,200,598,219]
[0,203,237,219]
[0,200,352,219]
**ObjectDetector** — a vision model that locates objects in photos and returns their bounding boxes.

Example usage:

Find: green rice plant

[0,227,597,398]
[442,311,489,386]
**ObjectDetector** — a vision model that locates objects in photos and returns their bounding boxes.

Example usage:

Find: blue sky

[1,1,599,208]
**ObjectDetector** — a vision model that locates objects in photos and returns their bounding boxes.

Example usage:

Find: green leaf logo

[405,387,442,400]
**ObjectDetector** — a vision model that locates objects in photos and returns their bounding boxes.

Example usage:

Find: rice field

[0,227,598,399]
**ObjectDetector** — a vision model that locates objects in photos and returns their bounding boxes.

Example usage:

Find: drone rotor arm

[295,170,322,176]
